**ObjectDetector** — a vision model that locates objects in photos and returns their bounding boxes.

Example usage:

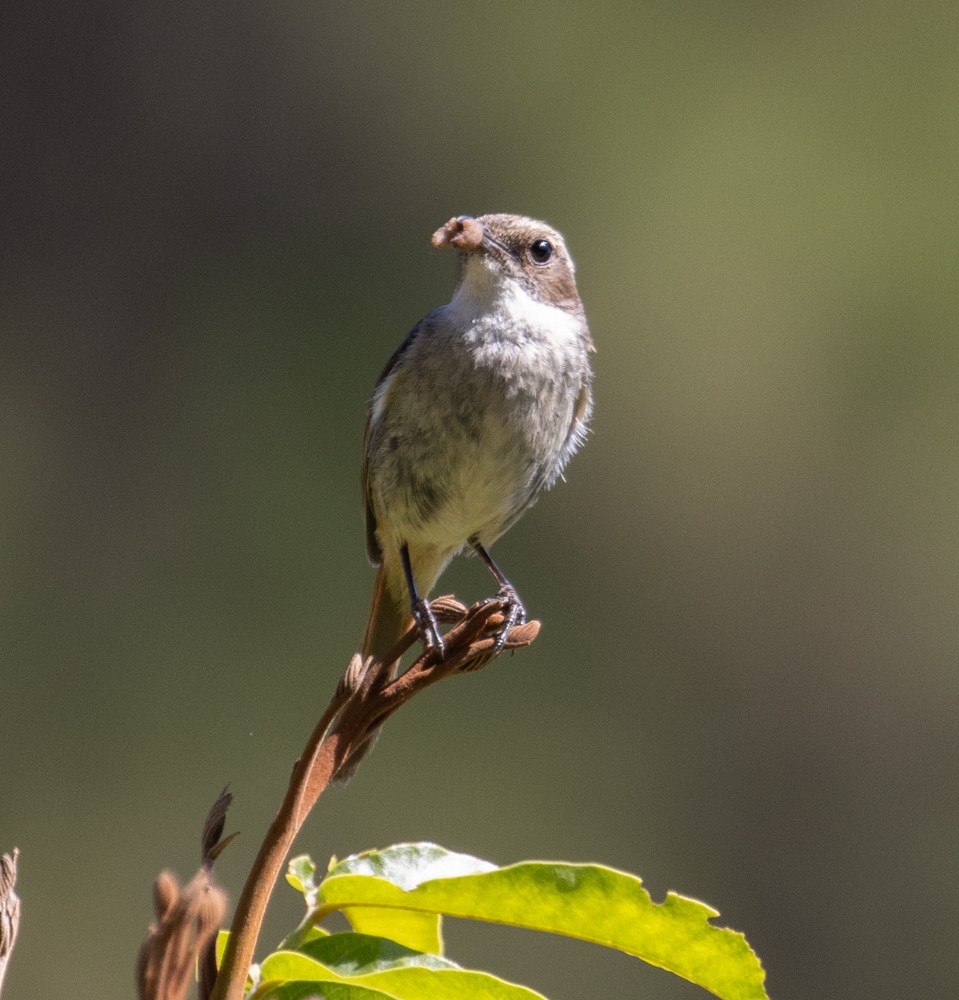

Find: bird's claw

[485,586,526,654]
[412,597,446,659]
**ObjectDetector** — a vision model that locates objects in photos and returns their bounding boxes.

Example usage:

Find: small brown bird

[360,213,594,677]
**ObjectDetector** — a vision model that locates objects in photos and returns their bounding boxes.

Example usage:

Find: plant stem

[208,701,346,1000]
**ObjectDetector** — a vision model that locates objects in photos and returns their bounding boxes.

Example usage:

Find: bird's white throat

[448,255,583,347]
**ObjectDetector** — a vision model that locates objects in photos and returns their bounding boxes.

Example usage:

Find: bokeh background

[2,3,957,998]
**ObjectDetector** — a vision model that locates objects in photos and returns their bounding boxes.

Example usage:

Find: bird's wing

[361,322,424,566]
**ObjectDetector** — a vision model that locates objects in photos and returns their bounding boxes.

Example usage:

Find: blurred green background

[2,2,957,998]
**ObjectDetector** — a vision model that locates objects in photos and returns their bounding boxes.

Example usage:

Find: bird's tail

[361,564,414,680]
[335,566,412,783]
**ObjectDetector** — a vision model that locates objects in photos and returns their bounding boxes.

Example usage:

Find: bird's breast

[367,300,589,552]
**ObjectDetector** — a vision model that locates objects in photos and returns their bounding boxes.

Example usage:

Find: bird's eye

[528,239,553,265]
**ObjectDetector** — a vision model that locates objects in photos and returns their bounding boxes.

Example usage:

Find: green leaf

[215,928,230,966]
[327,843,496,888]
[328,843,496,955]
[296,931,457,974]
[298,924,331,944]
[256,981,397,1000]
[257,949,546,1000]
[340,905,441,957]
[310,844,767,1000]
[286,854,320,909]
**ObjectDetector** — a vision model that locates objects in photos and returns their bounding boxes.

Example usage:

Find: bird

[360,212,594,679]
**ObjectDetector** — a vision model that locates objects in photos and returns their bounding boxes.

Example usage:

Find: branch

[0,850,20,999]
[209,595,539,1000]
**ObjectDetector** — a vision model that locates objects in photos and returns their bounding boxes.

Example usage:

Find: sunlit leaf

[309,844,766,1000]
[328,842,495,954]
[255,981,396,1000]
[296,931,456,973]
[286,854,320,909]
[327,842,496,888]
[341,904,441,956]
[257,948,546,1000]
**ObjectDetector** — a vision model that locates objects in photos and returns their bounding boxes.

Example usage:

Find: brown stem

[208,696,347,1000]
[208,596,538,1000]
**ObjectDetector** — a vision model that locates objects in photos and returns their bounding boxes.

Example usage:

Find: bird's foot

[412,597,446,659]
[484,584,527,654]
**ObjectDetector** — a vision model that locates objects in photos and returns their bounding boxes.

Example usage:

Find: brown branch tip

[0,849,21,997]
[330,596,541,781]
[137,791,236,1000]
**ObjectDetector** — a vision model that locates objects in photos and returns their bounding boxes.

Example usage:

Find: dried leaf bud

[153,870,180,922]
[201,787,233,864]
[430,595,469,622]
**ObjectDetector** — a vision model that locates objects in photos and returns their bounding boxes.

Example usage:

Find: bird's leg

[471,539,527,652]
[401,544,445,658]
